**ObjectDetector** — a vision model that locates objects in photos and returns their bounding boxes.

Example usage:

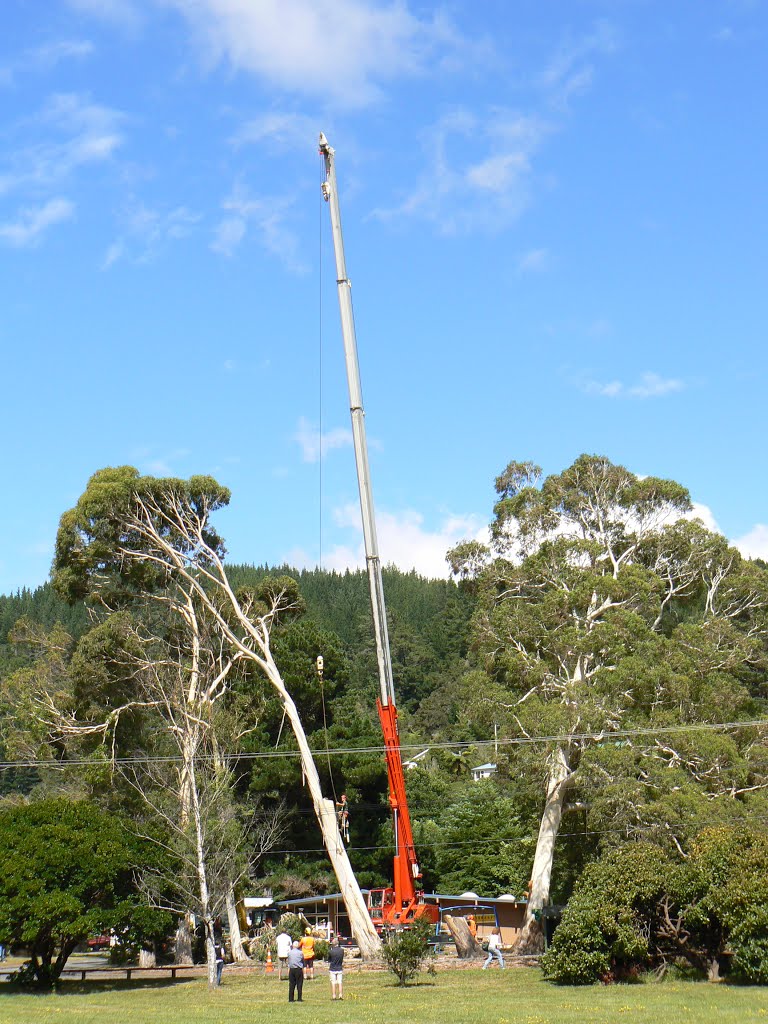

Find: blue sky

[1,0,767,593]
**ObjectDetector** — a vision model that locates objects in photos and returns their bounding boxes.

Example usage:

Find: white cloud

[232,112,319,151]
[211,184,305,270]
[373,108,550,234]
[734,524,768,561]
[0,93,125,198]
[321,505,485,578]
[0,197,75,247]
[580,371,685,399]
[132,447,191,476]
[294,417,353,463]
[103,202,199,266]
[539,19,619,109]
[66,0,142,28]
[372,22,617,235]
[0,40,94,85]
[628,373,684,398]
[517,247,550,273]
[685,501,722,534]
[210,216,246,257]
[166,0,460,107]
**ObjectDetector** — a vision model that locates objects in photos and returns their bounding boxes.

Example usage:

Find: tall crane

[319,133,438,930]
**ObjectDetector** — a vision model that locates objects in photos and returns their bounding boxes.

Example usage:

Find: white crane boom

[319,132,395,709]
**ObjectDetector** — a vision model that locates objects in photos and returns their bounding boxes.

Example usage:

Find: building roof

[274,892,369,908]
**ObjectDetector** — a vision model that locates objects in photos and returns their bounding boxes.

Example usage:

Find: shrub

[541,843,670,985]
[314,938,330,961]
[381,919,435,986]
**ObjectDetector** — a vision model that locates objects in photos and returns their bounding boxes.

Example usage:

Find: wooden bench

[59,964,201,982]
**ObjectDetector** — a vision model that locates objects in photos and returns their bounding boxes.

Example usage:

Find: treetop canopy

[53,466,231,605]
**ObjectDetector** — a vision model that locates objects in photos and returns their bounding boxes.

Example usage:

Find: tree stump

[138,948,157,968]
[444,915,483,959]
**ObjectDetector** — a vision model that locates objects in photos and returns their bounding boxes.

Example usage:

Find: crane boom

[319,133,437,929]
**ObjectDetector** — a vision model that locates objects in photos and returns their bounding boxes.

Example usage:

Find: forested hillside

[0,565,493,897]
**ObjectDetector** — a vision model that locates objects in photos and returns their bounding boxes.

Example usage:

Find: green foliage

[0,798,172,988]
[278,912,305,942]
[314,938,330,960]
[542,827,768,985]
[431,783,530,897]
[381,918,436,985]
[52,465,230,606]
[542,842,670,984]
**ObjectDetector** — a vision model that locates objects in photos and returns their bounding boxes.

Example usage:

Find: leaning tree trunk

[444,915,482,959]
[262,649,382,958]
[515,747,573,954]
[226,888,249,963]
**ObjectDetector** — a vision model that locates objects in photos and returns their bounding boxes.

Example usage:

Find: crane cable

[317,654,338,806]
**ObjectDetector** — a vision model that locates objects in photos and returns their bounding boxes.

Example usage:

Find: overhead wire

[219,812,768,859]
[0,717,766,771]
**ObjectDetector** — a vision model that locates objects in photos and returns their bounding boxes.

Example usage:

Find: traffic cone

[265,948,274,973]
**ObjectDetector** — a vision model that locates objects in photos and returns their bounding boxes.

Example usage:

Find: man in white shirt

[276,929,292,981]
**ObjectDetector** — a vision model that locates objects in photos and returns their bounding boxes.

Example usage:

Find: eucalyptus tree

[52,466,381,957]
[450,455,768,951]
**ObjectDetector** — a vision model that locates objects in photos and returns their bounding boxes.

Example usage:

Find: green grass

[1,966,768,1024]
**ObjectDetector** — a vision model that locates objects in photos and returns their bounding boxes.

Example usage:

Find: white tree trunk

[138,948,156,968]
[263,651,382,958]
[174,917,193,964]
[205,930,218,989]
[226,888,249,963]
[515,747,572,953]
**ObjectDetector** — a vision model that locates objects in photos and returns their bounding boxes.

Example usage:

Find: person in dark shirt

[328,937,344,1000]
[287,940,304,1002]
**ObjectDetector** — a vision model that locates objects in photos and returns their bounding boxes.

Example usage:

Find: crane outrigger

[319,133,439,931]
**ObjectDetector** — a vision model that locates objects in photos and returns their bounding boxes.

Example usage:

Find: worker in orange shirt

[467,914,477,940]
[300,927,316,980]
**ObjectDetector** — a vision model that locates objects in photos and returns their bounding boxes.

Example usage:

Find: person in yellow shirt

[299,927,316,980]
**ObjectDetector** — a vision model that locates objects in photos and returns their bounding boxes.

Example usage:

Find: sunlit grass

[1,965,767,1024]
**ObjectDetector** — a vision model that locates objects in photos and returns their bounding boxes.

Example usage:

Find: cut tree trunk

[138,948,157,968]
[174,916,193,964]
[444,915,482,959]
[515,746,573,954]
[226,888,249,963]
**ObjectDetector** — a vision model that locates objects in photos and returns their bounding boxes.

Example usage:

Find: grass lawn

[1,965,768,1024]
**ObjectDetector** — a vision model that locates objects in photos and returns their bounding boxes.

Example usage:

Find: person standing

[213,917,225,986]
[214,936,225,986]
[276,928,292,981]
[288,940,304,1002]
[328,936,344,1001]
[482,927,505,970]
[467,914,477,940]
[300,927,316,980]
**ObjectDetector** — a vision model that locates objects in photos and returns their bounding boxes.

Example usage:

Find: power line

[247,813,768,859]
[0,717,766,771]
